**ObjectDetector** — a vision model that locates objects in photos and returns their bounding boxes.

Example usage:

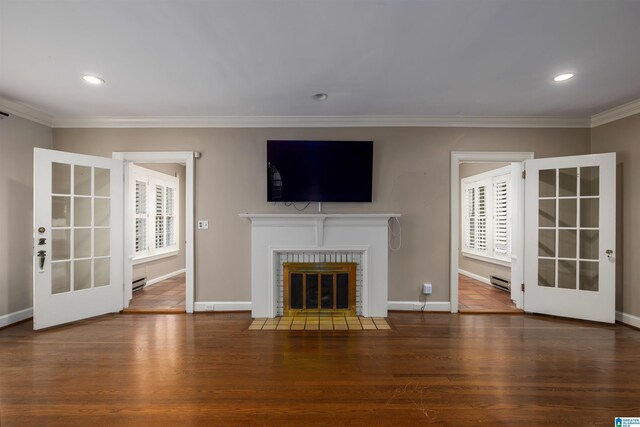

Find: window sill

[461,251,511,268]
[132,249,180,265]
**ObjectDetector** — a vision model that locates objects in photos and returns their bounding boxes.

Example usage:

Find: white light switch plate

[197,220,209,230]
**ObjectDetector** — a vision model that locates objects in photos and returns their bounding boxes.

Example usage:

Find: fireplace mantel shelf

[239,213,401,219]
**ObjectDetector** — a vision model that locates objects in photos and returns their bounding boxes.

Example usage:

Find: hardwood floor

[459,273,522,313]
[123,273,185,313]
[1,312,639,426]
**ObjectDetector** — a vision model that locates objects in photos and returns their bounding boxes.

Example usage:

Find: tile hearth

[248,315,391,331]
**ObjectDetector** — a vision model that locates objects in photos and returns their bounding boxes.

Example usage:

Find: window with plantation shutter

[135,180,147,255]
[130,165,180,263]
[493,176,511,259]
[461,166,512,265]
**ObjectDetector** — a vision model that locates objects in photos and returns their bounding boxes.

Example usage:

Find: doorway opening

[450,152,533,314]
[113,152,195,314]
[457,161,521,313]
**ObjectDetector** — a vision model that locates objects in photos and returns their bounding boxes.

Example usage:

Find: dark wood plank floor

[1,312,639,426]
[459,273,522,313]
[124,273,185,312]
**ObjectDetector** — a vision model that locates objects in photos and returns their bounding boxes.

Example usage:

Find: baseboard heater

[132,276,147,292]
[490,275,510,292]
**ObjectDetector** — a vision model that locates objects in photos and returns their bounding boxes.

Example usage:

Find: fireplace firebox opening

[283,262,357,316]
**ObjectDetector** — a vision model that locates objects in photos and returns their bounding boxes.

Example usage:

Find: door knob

[606,249,613,258]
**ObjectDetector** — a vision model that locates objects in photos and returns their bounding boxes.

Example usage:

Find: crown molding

[0,96,53,127]
[591,97,640,128]
[51,114,590,129]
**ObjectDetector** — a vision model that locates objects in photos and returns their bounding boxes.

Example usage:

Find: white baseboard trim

[145,268,186,287]
[194,301,252,312]
[458,269,491,285]
[616,310,640,329]
[387,301,451,312]
[0,307,33,328]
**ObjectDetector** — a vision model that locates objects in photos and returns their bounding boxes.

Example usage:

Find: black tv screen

[267,140,373,202]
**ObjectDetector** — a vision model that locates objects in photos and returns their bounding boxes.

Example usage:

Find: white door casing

[33,148,123,330]
[524,153,616,323]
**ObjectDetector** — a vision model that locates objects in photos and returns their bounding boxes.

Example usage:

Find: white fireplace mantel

[240,213,401,318]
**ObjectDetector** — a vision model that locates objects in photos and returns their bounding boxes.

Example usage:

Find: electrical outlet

[197,220,209,230]
[423,283,432,295]
[205,303,214,311]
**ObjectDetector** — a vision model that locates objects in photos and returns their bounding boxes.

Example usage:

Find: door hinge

[521,283,525,292]
[522,170,526,179]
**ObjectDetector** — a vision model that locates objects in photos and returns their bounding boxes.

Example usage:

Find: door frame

[450,151,534,313]
[113,151,195,313]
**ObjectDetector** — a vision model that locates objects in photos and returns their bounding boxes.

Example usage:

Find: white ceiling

[1,0,640,122]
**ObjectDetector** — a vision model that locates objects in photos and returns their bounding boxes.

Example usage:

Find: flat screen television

[267,140,373,202]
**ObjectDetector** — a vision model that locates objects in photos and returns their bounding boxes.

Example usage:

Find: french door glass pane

[580,167,599,196]
[94,168,110,197]
[580,230,599,260]
[558,230,577,259]
[94,199,110,226]
[538,259,555,287]
[94,259,110,287]
[558,199,577,227]
[539,199,556,227]
[559,168,577,197]
[538,229,555,257]
[52,229,71,261]
[52,196,71,227]
[52,163,71,195]
[579,261,599,291]
[74,229,92,259]
[94,228,110,257]
[580,198,599,228]
[539,169,556,197]
[75,198,91,226]
[52,262,71,294]
[558,260,577,289]
[74,166,92,196]
[74,259,92,290]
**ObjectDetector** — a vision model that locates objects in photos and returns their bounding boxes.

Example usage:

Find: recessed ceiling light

[82,74,105,85]
[553,73,574,82]
[312,93,328,101]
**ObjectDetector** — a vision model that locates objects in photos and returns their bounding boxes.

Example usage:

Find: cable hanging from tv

[284,201,311,211]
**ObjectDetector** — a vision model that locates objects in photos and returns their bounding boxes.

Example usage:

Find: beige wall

[52,127,589,304]
[591,112,640,317]
[0,115,53,316]
[133,163,186,283]
[458,162,511,282]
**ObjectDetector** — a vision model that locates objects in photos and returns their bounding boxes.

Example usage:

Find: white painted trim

[458,269,491,285]
[591,97,640,128]
[132,249,180,265]
[144,268,186,287]
[0,308,33,328]
[194,301,252,312]
[616,311,640,329]
[461,251,511,267]
[0,96,54,127]
[50,115,590,129]
[450,152,533,314]
[387,301,451,312]
[113,151,195,314]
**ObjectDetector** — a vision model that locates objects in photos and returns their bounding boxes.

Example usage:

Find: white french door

[33,148,123,330]
[524,153,616,323]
